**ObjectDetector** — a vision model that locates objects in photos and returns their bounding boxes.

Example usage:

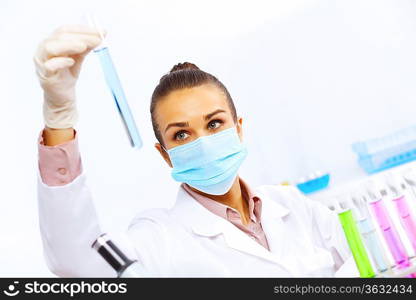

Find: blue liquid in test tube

[357,218,390,274]
[94,47,143,149]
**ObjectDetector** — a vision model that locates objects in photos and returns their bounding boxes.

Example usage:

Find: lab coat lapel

[259,189,310,276]
[173,186,296,272]
[259,191,291,257]
[219,218,282,264]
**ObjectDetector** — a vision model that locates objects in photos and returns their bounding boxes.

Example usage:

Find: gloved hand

[34,25,103,129]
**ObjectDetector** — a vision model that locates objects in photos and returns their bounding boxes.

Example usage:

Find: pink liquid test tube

[392,195,416,252]
[369,199,412,271]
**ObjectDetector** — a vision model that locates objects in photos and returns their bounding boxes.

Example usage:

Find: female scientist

[34,25,352,277]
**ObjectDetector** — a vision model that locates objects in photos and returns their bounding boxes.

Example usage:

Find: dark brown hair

[150,62,237,145]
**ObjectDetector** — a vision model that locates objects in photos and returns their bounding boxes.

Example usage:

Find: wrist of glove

[43,88,78,129]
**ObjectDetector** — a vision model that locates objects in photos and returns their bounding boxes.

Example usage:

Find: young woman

[34,25,352,277]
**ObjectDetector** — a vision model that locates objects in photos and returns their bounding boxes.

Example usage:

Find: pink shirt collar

[181,177,263,224]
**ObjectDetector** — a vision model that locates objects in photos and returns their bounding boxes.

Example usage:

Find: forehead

[155,84,230,126]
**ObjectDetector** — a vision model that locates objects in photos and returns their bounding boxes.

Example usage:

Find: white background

[1,0,416,276]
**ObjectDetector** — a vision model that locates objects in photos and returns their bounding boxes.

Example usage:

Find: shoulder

[255,184,308,207]
[255,184,327,220]
[126,208,175,275]
[126,208,174,254]
[257,184,337,221]
[128,208,172,230]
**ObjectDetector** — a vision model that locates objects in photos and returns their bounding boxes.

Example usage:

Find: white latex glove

[34,25,103,129]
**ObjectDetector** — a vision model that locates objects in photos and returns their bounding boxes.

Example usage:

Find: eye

[174,130,189,141]
[208,119,223,130]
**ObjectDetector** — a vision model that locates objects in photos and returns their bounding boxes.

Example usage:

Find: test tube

[335,197,375,278]
[385,174,416,253]
[393,196,416,252]
[351,192,391,274]
[87,15,143,149]
[402,168,416,202]
[366,181,414,277]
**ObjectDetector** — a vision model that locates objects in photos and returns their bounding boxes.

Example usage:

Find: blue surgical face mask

[164,126,247,195]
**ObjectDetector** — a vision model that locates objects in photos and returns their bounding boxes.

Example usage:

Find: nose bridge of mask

[167,127,241,169]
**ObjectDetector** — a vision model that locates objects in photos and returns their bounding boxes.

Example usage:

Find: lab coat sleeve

[286,186,351,267]
[37,172,115,277]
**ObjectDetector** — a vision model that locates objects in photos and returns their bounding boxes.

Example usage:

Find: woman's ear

[155,143,173,168]
[236,117,243,141]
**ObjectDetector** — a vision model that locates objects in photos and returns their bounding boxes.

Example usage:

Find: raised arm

[34,25,114,277]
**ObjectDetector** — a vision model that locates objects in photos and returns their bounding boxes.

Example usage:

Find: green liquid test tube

[338,209,375,278]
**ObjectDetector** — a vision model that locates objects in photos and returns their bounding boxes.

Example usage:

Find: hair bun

[169,62,200,73]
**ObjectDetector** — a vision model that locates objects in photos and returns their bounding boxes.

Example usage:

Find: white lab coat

[37,172,355,277]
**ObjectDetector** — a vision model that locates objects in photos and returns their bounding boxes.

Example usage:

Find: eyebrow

[164,109,227,133]
[204,109,226,121]
[164,121,190,133]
